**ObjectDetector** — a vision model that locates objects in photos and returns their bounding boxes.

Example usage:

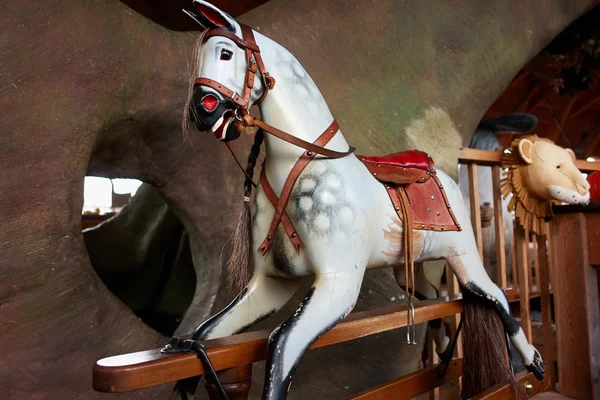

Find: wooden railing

[458,148,600,398]
[93,149,600,399]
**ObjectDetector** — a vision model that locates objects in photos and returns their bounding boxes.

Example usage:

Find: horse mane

[500,135,554,235]
[182,29,208,141]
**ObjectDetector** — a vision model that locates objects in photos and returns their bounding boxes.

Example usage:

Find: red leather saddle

[358,150,460,232]
[358,150,434,184]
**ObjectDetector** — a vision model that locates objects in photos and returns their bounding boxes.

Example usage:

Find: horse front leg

[262,269,365,400]
[192,273,300,340]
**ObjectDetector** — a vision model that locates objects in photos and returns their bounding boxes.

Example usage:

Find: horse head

[516,136,590,205]
[183,1,270,142]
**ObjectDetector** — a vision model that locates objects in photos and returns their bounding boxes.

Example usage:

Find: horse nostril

[201,94,219,112]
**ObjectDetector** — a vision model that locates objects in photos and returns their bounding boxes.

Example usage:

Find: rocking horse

[162,2,553,398]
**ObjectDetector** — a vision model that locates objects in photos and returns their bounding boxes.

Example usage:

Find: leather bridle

[194,24,355,254]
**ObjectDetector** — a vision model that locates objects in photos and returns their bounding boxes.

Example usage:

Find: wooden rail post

[549,211,600,399]
[536,232,555,390]
[515,225,532,342]
[491,165,507,288]
[467,163,483,258]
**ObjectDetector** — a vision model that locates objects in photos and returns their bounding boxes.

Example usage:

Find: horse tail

[225,129,264,292]
[461,290,520,399]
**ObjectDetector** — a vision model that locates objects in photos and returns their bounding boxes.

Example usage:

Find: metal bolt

[395,206,400,210]
[267,235,272,240]
[421,177,425,181]
[421,224,425,228]
[377,164,381,167]
[441,226,445,231]
[307,151,313,156]
[373,172,377,176]
[431,195,435,200]
[291,232,297,238]
[427,208,431,213]
[524,380,533,395]
[437,211,441,216]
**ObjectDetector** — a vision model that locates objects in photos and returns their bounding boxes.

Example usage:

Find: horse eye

[556,165,561,169]
[220,49,233,61]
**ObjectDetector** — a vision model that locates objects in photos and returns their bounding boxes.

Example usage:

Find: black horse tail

[461,290,520,399]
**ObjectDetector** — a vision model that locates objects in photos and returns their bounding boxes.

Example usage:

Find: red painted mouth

[213,116,234,140]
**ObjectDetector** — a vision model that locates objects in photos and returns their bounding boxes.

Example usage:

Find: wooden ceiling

[484,6,599,158]
[484,65,599,158]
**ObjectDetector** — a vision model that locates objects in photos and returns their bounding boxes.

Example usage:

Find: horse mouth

[548,185,590,205]
[209,113,235,140]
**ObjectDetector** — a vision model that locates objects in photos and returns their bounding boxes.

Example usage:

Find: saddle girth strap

[259,168,305,253]
[257,119,341,255]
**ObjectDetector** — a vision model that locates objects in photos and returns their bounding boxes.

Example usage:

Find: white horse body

[176,3,545,398]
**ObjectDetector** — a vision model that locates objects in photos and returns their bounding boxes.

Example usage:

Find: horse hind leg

[262,269,365,400]
[445,253,544,381]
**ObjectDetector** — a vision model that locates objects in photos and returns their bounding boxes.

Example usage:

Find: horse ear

[186,1,237,32]
[565,148,577,162]
[518,138,535,164]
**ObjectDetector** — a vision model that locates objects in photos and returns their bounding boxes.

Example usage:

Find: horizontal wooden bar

[94,295,463,393]
[344,359,462,400]
[459,148,503,166]
[471,372,544,399]
[458,148,600,172]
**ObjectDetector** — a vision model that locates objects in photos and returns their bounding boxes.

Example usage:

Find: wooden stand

[549,206,600,400]
[205,365,252,400]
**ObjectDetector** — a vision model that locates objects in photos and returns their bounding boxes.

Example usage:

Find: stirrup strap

[397,187,416,344]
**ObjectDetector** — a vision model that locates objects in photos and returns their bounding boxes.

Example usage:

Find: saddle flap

[359,150,435,185]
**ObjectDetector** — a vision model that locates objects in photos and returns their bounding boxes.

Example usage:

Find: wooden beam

[513,81,539,113]
[541,89,576,145]
[93,296,463,393]
[567,88,600,121]
[471,372,544,399]
[344,359,462,400]
[584,124,600,159]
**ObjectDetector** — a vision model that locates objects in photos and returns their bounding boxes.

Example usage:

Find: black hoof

[436,343,454,363]
[525,348,545,381]
[161,337,194,354]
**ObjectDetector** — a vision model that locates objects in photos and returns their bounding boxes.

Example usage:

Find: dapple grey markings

[289,166,355,239]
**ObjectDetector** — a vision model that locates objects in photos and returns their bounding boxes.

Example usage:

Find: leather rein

[195,24,355,254]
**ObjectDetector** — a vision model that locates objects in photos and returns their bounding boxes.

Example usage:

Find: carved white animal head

[517,136,590,205]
